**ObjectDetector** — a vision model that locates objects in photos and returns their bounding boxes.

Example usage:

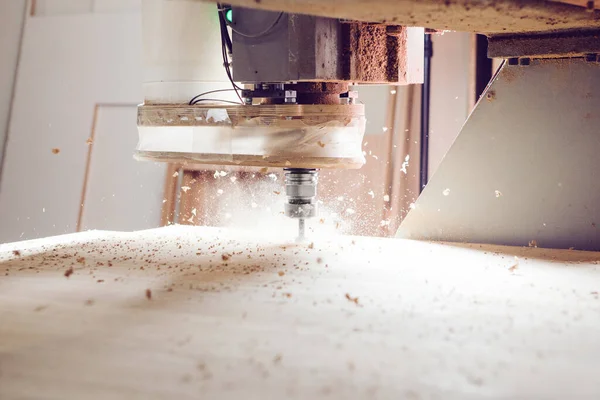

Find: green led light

[225,9,233,23]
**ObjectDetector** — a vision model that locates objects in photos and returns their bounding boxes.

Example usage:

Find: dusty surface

[214,0,600,34]
[1,226,600,399]
[488,29,600,57]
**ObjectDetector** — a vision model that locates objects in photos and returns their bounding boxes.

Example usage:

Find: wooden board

[209,0,600,34]
[1,226,600,399]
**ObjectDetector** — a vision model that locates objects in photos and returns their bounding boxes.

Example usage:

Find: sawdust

[508,257,519,272]
[345,293,360,305]
[146,289,152,300]
[344,23,402,82]
[64,267,74,278]
[51,148,60,155]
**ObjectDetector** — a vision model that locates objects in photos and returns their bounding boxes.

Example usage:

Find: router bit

[284,169,318,241]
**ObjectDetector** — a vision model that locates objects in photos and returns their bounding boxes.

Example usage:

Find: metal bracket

[397,58,600,251]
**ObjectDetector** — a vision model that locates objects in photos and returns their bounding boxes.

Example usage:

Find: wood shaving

[528,240,538,248]
[51,148,60,154]
[86,137,93,145]
[345,293,359,305]
[317,141,326,148]
[64,267,74,278]
[278,271,285,276]
[308,243,314,249]
[508,257,519,272]
[12,250,20,256]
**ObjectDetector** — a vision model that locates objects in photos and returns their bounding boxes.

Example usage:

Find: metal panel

[231,8,423,84]
[397,58,600,251]
[231,8,289,82]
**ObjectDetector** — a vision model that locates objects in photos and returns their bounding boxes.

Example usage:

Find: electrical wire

[216,3,232,54]
[188,89,238,105]
[191,98,243,105]
[228,12,283,38]
[216,3,243,103]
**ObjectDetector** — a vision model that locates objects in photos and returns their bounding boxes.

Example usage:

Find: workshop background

[0,0,475,243]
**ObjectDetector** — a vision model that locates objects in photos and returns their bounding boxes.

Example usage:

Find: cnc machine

[137,0,600,250]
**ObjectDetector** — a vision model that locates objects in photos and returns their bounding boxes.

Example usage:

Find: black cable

[419,34,433,193]
[215,4,243,102]
[216,3,232,54]
[221,43,243,99]
[228,12,283,38]
[188,89,238,105]
[191,98,243,105]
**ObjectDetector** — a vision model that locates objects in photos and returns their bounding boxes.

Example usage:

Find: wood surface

[1,226,600,399]
[207,0,600,34]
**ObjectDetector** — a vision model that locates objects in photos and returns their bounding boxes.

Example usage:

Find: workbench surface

[1,226,599,399]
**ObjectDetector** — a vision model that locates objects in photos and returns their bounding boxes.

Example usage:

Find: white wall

[34,0,141,15]
[0,0,164,243]
[429,32,472,177]
[0,0,27,170]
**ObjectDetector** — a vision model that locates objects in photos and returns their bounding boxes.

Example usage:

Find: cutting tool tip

[296,218,306,242]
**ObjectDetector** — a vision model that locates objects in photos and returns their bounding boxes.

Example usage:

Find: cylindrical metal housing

[284,169,318,219]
